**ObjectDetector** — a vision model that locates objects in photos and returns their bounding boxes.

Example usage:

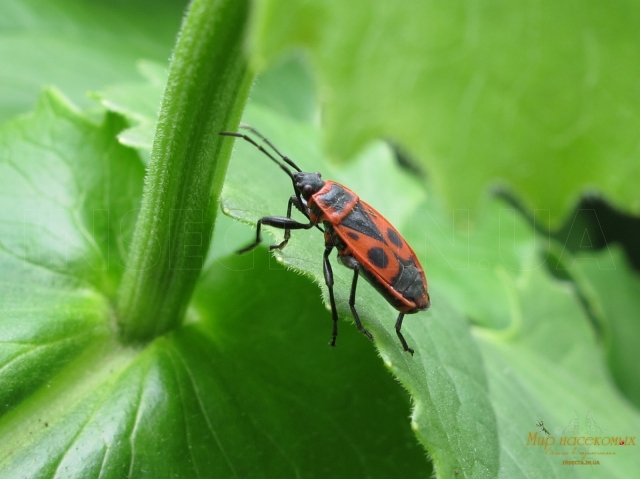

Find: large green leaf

[0,0,186,124]
[0,258,112,420]
[251,0,640,225]
[0,89,431,478]
[569,247,640,409]
[0,89,144,296]
[0,255,431,479]
[217,64,640,476]
[93,47,640,477]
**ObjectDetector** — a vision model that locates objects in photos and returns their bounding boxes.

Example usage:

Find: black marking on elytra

[368,247,389,269]
[341,203,385,241]
[387,228,403,248]
[318,183,354,214]
[347,231,360,240]
[391,257,425,300]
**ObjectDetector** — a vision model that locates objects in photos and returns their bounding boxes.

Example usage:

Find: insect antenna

[239,124,303,173]
[219,130,297,181]
[220,126,325,235]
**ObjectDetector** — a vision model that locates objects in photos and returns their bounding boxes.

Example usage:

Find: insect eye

[303,185,313,196]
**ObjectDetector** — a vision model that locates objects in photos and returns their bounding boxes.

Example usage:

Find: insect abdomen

[329,198,429,313]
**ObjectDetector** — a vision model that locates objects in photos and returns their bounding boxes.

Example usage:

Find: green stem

[117,0,253,341]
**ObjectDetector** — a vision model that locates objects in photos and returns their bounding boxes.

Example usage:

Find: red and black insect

[220,126,430,355]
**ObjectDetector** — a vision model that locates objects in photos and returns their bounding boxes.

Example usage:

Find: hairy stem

[117,0,253,341]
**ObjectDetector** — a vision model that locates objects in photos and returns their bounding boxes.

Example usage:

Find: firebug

[220,126,430,355]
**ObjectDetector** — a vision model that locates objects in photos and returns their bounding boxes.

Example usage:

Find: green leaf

[0,86,431,478]
[219,76,640,476]
[0,258,111,419]
[247,54,317,123]
[0,0,186,124]
[96,61,169,156]
[568,247,640,409]
[0,88,143,297]
[476,259,640,478]
[0,249,431,478]
[192,250,433,478]
[94,55,316,157]
[250,1,640,224]
[222,104,499,477]
[90,41,640,477]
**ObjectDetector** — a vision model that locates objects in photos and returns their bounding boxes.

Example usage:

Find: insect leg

[237,216,313,254]
[323,245,339,347]
[272,195,311,250]
[395,313,414,355]
[290,193,325,234]
[349,266,374,341]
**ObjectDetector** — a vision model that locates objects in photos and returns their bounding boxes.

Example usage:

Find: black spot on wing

[386,228,403,247]
[340,202,384,241]
[347,231,359,240]
[368,247,389,268]
[317,183,354,213]
[391,257,425,301]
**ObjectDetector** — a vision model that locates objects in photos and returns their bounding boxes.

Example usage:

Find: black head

[294,172,325,200]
